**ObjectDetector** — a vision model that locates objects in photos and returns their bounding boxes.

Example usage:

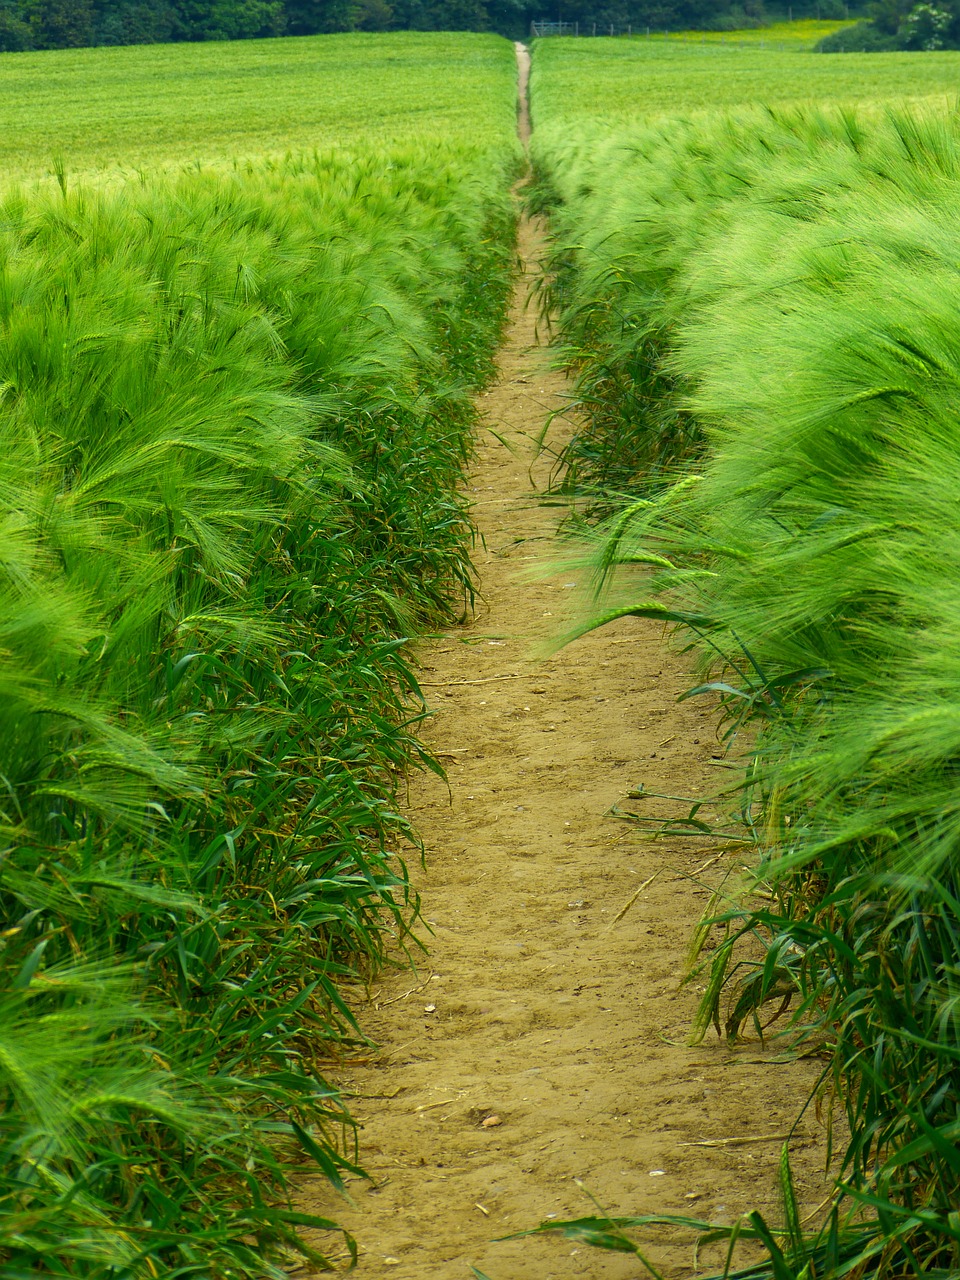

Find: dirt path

[516,42,531,143]
[302,47,829,1280]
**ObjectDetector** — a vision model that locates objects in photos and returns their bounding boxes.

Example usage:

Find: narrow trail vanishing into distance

[303,46,829,1279]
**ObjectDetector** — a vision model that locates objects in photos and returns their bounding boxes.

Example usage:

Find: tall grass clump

[0,139,515,1276]
[529,96,960,1277]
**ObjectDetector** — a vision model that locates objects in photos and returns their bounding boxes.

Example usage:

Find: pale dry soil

[299,211,831,1279]
[301,54,830,1275]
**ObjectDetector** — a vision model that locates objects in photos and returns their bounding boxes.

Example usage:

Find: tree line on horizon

[0,0,848,50]
[818,0,960,49]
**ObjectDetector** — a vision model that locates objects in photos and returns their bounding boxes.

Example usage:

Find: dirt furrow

[302,52,828,1279]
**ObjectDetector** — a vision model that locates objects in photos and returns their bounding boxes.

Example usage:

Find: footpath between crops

[302,48,828,1280]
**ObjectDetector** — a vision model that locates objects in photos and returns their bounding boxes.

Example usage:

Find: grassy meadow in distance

[0,30,518,179]
[530,31,960,125]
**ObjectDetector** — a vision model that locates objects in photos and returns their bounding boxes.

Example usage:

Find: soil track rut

[303,47,827,1279]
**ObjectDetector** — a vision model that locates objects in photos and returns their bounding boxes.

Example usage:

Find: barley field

[530,35,960,1280]
[531,33,960,126]
[11,18,960,1278]
[0,31,519,179]
[0,32,519,1277]
[663,18,854,45]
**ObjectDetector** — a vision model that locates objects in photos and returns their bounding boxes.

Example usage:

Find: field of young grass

[530,37,960,1280]
[662,18,853,45]
[530,34,960,125]
[0,31,518,179]
[0,32,520,1278]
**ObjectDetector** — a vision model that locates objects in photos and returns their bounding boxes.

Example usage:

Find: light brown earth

[300,46,830,1280]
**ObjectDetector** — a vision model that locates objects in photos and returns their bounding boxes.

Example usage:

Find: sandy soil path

[302,46,828,1280]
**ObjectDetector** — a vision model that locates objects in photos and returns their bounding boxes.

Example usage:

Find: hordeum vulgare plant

[0,133,516,1277]
[528,91,960,1279]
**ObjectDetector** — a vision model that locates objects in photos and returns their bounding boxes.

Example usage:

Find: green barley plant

[530,58,960,1279]
[0,56,518,1272]
[529,34,960,507]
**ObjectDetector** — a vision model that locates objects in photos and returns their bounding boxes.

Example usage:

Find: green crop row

[531,75,960,1280]
[0,134,516,1277]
